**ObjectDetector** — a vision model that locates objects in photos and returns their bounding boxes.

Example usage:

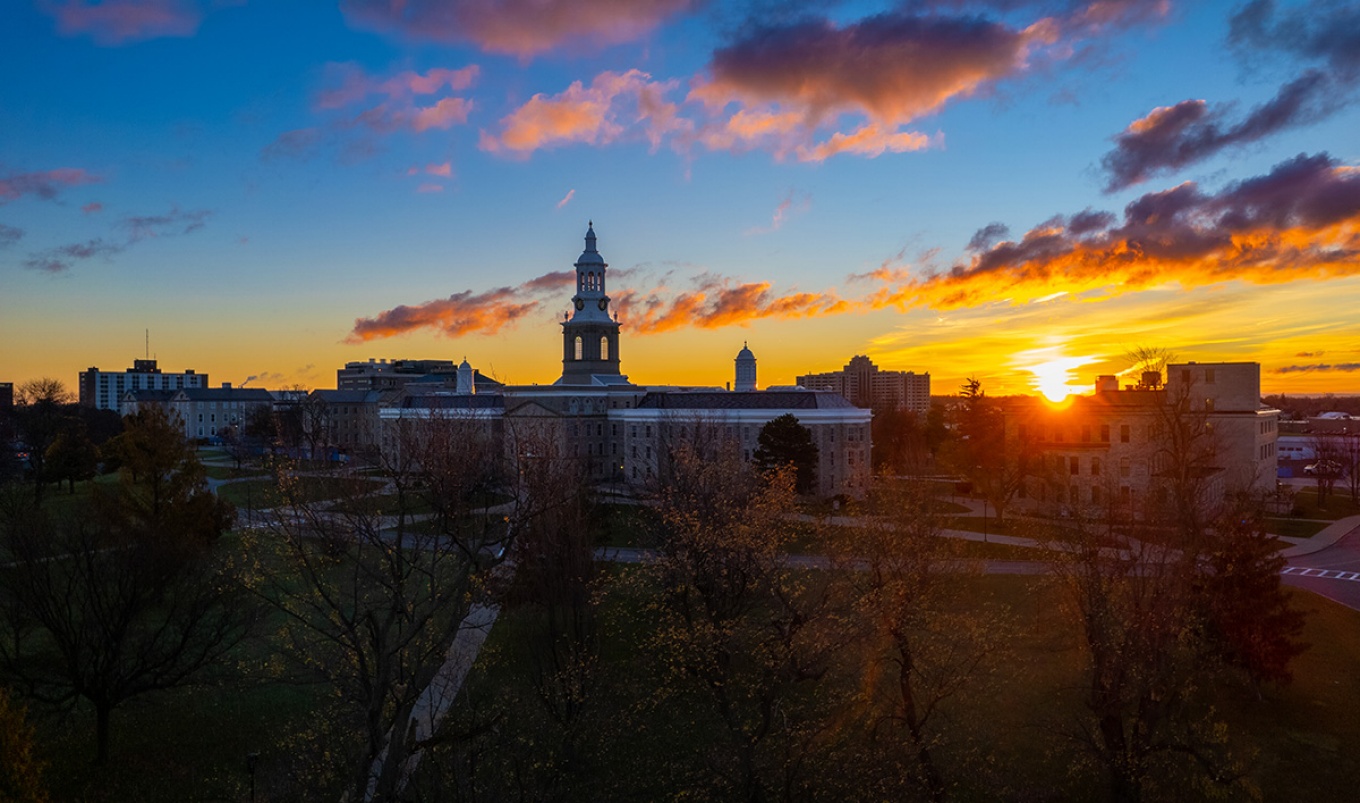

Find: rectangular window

[1091,457,1101,476]
[1206,369,1215,384]
[1120,458,1131,478]
[1069,456,1079,475]
[1081,425,1090,443]
[1120,424,1130,443]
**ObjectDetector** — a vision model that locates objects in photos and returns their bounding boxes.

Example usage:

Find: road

[1283,523,1360,611]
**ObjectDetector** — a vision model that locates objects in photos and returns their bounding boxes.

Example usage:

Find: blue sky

[3,0,1359,397]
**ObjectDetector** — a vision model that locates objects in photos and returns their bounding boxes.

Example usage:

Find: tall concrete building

[79,359,207,411]
[798,355,930,412]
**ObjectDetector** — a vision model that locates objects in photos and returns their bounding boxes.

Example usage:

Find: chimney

[1095,375,1118,393]
[222,382,232,389]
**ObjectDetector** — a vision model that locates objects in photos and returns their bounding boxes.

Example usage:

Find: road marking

[1282,567,1360,582]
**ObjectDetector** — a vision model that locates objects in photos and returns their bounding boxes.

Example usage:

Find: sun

[1014,346,1099,403]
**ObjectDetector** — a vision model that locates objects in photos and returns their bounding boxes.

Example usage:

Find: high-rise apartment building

[79,360,208,411]
[797,355,931,412]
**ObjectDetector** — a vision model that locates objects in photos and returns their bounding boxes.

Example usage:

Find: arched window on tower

[574,336,583,360]
[600,336,609,360]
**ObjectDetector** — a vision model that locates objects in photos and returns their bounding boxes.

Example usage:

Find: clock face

[574,298,584,310]
[598,298,608,311]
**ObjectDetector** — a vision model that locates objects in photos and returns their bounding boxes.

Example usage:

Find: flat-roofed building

[798,355,930,412]
[80,359,207,411]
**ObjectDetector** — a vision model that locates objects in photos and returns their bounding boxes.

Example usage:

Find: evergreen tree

[753,413,819,495]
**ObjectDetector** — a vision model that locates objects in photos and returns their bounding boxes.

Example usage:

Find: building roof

[310,389,385,404]
[123,389,178,403]
[635,390,859,411]
[176,387,275,402]
[397,393,506,410]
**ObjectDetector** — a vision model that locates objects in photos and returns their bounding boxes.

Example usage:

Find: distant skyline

[3,1,1359,399]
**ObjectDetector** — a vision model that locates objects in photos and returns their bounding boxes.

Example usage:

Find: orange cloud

[349,265,849,342]
[617,277,852,334]
[303,64,478,139]
[339,0,695,58]
[871,153,1360,311]
[316,64,479,110]
[479,70,682,155]
[795,124,934,162]
[41,0,201,45]
[348,288,542,342]
[411,97,473,132]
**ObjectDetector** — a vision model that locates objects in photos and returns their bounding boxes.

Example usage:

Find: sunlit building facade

[1005,362,1279,518]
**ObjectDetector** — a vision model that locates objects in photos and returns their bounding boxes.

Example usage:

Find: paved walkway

[1280,514,1360,558]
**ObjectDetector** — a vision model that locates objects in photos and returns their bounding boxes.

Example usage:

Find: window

[1092,486,1102,504]
[1069,456,1079,475]
[1092,457,1101,476]
[1120,424,1130,443]
[574,336,583,360]
[1100,424,1110,442]
[600,336,609,361]
[1081,425,1090,443]
[1054,427,1064,443]
[1120,457,1130,478]
[1205,368,1215,384]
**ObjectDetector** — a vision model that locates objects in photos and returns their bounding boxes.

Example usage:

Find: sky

[2,0,1359,401]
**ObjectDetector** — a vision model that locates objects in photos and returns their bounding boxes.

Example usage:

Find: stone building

[378,224,872,497]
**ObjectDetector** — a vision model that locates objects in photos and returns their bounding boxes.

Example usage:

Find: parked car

[1304,460,1344,476]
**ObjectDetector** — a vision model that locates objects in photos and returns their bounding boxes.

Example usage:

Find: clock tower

[560,222,624,384]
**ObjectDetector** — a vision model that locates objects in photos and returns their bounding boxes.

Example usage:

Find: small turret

[456,357,475,394]
[735,342,757,392]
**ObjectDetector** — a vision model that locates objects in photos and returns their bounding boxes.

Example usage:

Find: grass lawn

[203,464,268,481]
[215,475,384,509]
[1265,516,1331,539]
[430,572,1359,801]
[1286,486,1360,520]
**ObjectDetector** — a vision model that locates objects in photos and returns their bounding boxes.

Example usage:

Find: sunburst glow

[1013,346,1101,403]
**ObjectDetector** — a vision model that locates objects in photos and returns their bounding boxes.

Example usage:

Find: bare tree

[1340,429,1360,503]
[0,408,248,765]
[1307,433,1343,507]
[637,441,844,802]
[246,410,582,801]
[835,481,1007,802]
[12,379,74,502]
